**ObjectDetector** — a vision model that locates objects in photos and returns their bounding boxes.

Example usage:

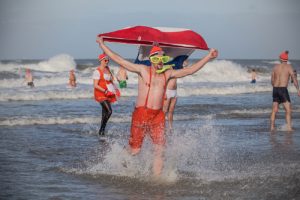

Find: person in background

[69,69,77,87]
[163,60,189,132]
[25,68,34,88]
[116,65,128,88]
[250,69,257,84]
[163,72,177,132]
[291,70,297,84]
[270,51,300,132]
[93,53,120,138]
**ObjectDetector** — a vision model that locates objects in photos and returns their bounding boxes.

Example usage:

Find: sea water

[0,55,300,199]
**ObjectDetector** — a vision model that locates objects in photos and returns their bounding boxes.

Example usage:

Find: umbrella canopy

[97,26,209,50]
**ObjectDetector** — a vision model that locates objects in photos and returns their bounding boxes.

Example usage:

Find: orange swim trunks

[129,107,165,149]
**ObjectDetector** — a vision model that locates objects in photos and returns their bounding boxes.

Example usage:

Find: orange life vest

[94,67,120,103]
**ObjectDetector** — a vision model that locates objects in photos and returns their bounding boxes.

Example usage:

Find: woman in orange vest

[93,53,120,136]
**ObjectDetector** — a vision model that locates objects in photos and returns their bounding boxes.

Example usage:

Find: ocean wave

[262,60,293,65]
[193,60,250,82]
[178,84,273,95]
[2,84,299,101]
[0,54,76,73]
[219,108,272,115]
[0,113,215,126]
[0,115,131,126]
[4,106,300,127]
[0,90,93,101]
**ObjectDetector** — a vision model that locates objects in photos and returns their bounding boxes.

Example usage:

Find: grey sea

[1,56,300,200]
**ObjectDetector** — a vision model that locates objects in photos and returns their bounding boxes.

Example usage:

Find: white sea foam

[2,58,298,101]
[0,54,76,73]
[0,89,92,101]
[0,76,73,88]
[2,106,299,127]
[2,83,300,101]
[263,60,291,65]
[61,116,223,182]
[178,84,272,96]
[0,115,131,126]
[0,113,212,127]
[219,108,272,115]
[191,60,250,82]
[58,115,300,183]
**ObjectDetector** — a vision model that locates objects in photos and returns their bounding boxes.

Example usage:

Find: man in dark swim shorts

[270,51,300,131]
[272,87,291,104]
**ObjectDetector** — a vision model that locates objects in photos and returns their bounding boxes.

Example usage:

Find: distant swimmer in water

[98,36,218,177]
[250,69,257,84]
[116,65,128,88]
[291,70,297,84]
[270,51,300,132]
[93,53,120,138]
[25,68,34,88]
[69,69,77,87]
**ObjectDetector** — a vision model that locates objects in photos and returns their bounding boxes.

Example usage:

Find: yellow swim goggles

[150,55,170,64]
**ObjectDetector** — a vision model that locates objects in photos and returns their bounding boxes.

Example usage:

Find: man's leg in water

[282,101,293,131]
[167,97,177,131]
[163,98,171,131]
[270,102,279,131]
[153,144,164,177]
[129,117,146,155]
[163,98,171,114]
[149,118,165,177]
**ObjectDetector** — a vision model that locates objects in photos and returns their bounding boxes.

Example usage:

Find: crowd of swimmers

[22,68,78,89]
[22,64,129,90]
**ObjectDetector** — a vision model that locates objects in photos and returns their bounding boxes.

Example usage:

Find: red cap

[279,51,289,62]
[98,53,108,61]
[149,46,163,56]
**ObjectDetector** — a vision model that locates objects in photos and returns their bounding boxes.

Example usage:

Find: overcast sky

[0,0,299,60]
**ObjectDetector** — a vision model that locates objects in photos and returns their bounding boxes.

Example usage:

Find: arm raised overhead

[169,48,218,79]
[97,37,145,74]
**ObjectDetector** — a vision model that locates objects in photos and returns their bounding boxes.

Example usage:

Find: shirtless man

[251,69,257,84]
[98,37,218,177]
[116,65,128,88]
[69,69,77,87]
[270,51,300,131]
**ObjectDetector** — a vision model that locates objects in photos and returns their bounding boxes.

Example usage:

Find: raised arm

[169,48,218,79]
[97,37,143,74]
[289,66,300,96]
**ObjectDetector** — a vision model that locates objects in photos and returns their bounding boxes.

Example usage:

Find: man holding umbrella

[98,36,218,177]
